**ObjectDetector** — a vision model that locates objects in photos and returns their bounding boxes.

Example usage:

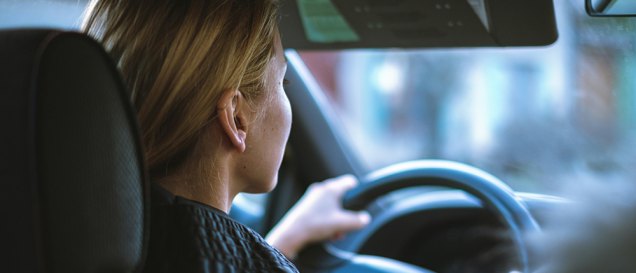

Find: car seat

[0,29,148,273]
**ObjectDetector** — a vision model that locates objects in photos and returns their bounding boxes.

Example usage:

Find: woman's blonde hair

[83,0,280,176]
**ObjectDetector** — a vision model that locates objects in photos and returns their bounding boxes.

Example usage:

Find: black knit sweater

[143,184,299,273]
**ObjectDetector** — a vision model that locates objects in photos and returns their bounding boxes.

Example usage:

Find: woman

[82,0,370,272]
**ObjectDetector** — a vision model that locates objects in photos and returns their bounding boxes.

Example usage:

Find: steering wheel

[295,160,541,273]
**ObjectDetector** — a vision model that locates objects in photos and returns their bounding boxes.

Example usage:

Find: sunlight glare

[373,62,404,96]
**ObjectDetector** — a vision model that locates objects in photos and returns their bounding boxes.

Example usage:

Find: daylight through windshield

[299,0,636,193]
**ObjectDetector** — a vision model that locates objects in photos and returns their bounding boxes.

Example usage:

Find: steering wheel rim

[296,160,541,273]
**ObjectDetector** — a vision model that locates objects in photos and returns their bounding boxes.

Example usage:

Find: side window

[0,0,88,30]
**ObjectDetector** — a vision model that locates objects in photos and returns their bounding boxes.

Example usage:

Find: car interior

[1,0,635,272]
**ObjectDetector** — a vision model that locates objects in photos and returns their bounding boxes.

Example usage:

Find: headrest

[0,29,148,273]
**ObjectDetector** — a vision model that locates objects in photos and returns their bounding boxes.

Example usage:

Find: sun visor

[280,0,558,49]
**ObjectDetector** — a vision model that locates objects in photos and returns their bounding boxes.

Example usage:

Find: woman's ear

[217,89,247,153]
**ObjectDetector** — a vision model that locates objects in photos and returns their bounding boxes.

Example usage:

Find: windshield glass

[298,0,636,193]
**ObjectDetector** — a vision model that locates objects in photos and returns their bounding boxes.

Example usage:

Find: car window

[299,0,636,193]
[0,0,87,29]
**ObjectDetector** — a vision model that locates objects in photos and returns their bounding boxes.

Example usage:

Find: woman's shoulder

[145,183,298,273]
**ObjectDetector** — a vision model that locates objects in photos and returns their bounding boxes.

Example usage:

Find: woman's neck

[157,158,236,212]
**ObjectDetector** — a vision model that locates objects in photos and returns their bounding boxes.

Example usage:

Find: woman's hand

[266,175,372,259]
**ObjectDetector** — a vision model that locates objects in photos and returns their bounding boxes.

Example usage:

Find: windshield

[298,0,636,193]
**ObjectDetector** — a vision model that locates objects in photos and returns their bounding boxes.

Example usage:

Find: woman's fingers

[335,210,371,232]
[321,174,358,198]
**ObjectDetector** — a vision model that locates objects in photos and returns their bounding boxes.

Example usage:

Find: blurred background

[298,0,636,193]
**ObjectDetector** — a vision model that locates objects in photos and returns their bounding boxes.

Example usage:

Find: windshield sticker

[297,0,360,43]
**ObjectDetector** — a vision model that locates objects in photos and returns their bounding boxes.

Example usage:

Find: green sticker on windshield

[297,0,360,43]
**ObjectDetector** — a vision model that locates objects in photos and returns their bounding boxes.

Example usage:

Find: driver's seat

[0,29,148,273]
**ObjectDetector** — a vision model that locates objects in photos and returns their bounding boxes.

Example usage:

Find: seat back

[0,29,148,273]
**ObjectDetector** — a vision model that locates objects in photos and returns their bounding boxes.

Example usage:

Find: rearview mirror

[586,0,636,16]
